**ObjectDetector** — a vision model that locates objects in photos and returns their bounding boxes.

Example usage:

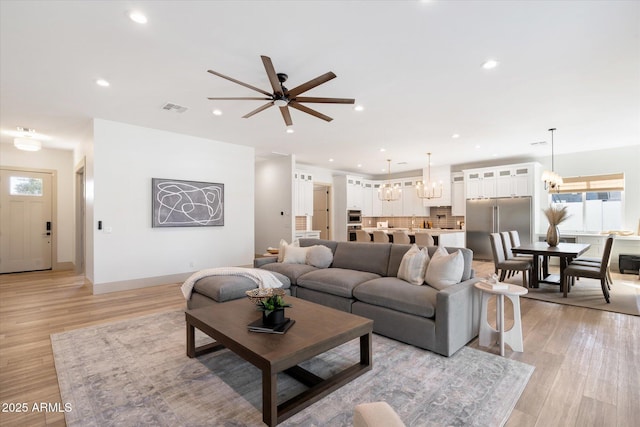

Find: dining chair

[392,230,410,244]
[372,230,389,243]
[568,234,614,288]
[563,235,614,303]
[414,232,434,247]
[489,233,532,287]
[355,230,371,242]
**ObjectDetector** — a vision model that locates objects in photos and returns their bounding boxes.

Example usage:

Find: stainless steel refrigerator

[465,197,533,260]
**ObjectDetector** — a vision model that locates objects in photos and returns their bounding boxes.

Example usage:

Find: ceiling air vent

[160,102,188,113]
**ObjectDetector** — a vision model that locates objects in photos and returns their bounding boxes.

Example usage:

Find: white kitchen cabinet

[362,180,374,216]
[496,165,533,197]
[294,170,313,216]
[421,165,452,207]
[346,175,364,209]
[371,182,383,216]
[451,172,465,216]
[401,177,430,216]
[465,169,496,199]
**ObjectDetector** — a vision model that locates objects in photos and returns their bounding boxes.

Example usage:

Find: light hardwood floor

[0,264,638,426]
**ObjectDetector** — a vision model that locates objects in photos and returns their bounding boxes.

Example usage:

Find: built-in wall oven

[348,209,362,224]
[347,224,362,241]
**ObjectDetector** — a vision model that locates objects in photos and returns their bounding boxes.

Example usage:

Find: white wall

[0,143,75,267]
[255,156,295,253]
[89,119,254,292]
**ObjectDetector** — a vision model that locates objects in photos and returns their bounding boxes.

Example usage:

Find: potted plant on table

[247,288,292,327]
[543,205,570,247]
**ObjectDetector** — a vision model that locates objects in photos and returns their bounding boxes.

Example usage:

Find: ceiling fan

[207,55,355,126]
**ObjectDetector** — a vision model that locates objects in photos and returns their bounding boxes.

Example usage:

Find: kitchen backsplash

[362,206,465,230]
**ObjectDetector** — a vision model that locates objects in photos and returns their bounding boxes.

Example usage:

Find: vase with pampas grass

[543,205,570,247]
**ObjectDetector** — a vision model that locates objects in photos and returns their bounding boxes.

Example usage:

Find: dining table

[511,242,591,297]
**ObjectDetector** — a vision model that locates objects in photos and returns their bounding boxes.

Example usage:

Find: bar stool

[474,281,528,356]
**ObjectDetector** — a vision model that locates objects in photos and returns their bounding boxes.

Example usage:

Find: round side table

[474,281,528,356]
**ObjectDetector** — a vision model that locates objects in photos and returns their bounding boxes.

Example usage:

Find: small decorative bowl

[245,288,286,304]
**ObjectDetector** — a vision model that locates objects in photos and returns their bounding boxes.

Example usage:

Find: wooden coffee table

[185,296,373,426]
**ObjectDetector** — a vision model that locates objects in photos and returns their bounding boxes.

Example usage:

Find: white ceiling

[1,1,638,176]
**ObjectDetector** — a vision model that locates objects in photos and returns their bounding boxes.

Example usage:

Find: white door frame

[75,159,86,274]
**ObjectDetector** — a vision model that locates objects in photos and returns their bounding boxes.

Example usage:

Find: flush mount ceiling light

[482,59,499,70]
[416,152,443,200]
[14,138,42,151]
[378,159,402,202]
[541,127,563,192]
[129,11,147,24]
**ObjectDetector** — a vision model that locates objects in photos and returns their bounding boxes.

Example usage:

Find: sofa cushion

[306,244,333,268]
[386,244,413,277]
[353,277,438,318]
[194,271,291,303]
[260,262,318,285]
[297,268,381,298]
[331,242,391,276]
[425,247,464,290]
[397,244,429,285]
[299,238,339,254]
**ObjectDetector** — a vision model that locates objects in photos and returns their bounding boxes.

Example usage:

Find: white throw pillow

[283,245,309,264]
[306,245,333,268]
[425,247,464,290]
[397,244,429,286]
[277,239,299,263]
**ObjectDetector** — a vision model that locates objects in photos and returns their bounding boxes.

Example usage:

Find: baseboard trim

[54,261,75,271]
[92,272,191,295]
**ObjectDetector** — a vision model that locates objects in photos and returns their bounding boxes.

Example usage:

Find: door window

[10,176,43,196]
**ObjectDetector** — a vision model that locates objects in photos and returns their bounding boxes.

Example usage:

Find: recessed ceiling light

[357,164,362,168]
[354,105,364,112]
[129,11,148,24]
[482,59,499,70]
[379,148,386,152]
[452,133,460,139]
[329,158,334,162]
[212,109,222,116]
[475,145,481,149]
[96,79,110,87]
[286,127,294,134]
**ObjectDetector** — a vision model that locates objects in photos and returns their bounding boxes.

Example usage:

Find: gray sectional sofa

[187,238,481,356]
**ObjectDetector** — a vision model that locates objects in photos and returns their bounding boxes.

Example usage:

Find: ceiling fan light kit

[207,55,355,127]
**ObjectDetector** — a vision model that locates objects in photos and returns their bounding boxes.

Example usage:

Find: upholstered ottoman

[353,402,405,427]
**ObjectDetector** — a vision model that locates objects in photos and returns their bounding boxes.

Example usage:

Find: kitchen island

[361,228,466,247]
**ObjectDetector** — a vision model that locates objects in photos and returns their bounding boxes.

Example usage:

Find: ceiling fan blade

[208,97,271,100]
[207,69,272,97]
[242,102,274,118]
[289,101,333,122]
[287,72,336,97]
[294,96,355,104]
[280,106,293,126]
[260,55,283,97]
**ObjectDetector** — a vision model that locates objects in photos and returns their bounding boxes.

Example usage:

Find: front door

[0,169,53,273]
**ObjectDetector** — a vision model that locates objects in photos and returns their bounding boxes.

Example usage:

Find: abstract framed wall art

[152,178,224,227]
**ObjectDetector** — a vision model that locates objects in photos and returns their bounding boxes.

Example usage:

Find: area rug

[503,275,640,316]
[51,310,534,427]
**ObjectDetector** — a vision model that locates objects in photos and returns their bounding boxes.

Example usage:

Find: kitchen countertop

[362,227,465,235]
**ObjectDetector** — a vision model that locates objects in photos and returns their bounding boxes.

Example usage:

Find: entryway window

[10,176,43,196]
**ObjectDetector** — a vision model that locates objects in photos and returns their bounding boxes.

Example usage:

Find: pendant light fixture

[416,152,442,199]
[378,159,402,202]
[541,128,563,191]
